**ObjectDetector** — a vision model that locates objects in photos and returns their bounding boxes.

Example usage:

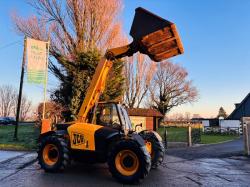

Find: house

[192,118,219,127]
[192,117,240,129]
[163,120,203,128]
[127,108,163,132]
[227,93,250,120]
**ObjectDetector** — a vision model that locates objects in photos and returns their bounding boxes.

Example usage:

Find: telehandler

[38,7,184,183]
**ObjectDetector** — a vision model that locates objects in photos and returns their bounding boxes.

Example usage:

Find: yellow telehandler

[37,7,183,183]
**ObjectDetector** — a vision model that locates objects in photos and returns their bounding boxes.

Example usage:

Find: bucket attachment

[105,7,183,62]
[130,7,184,62]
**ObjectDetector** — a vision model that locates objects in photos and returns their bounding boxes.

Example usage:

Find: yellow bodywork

[68,123,102,151]
[56,7,183,154]
[145,141,152,155]
[41,119,52,134]
[77,58,113,123]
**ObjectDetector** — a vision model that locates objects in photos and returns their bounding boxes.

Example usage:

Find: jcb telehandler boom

[38,7,183,184]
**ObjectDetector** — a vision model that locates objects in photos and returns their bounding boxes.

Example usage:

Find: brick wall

[146,117,154,130]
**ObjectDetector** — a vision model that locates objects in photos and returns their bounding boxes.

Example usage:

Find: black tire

[37,136,70,172]
[140,131,164,169]
[107,140,151,184]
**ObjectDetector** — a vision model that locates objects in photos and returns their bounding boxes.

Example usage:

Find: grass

[201,134,240,144]
[157,126,239,144]
[0,124,40,151]
[0,125,240,150]
[157,127,187,142]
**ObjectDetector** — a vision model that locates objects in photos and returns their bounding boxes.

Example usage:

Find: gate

[157,122,202,148]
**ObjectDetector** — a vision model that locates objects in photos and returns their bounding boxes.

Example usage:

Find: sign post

[26,38,49,118]
[42,41,50,119]
[14,37,49,140]
[14,37,27,140]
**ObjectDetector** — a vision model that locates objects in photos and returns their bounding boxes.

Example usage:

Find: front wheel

[107,140,151,184]
[37,136,70,172]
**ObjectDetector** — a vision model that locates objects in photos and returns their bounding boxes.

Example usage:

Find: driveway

[167,137,244,159]
[0,138,249,187]
[0,150,25,163]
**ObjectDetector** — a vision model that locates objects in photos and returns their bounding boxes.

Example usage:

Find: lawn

[157,127,188,142]
[157,126,239,144]
[0,125,240,150]
[0,124,40,150]
[200,134,240,144]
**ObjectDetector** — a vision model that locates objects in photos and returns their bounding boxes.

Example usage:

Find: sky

[0,0,250,118]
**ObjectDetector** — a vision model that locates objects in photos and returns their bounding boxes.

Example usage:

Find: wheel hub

[115,149,139,176]
[48,149,58,159]
[42,144,59,166]
[123,155,134,168]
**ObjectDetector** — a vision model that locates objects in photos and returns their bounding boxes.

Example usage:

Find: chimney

[235,103,240,108]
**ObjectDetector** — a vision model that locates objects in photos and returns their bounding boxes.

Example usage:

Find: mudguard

[94,127,120,152]
[38,130,68,141]
[131,133,146,147]
[139,130,162,142]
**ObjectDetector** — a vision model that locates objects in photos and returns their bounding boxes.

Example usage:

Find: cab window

[95,104,121,128]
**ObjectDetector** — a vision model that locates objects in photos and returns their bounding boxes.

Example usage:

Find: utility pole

[14,37,27,140]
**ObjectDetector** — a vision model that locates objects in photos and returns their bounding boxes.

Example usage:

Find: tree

[0,85,16,117]
[13,94,32,121]
[37,101,65,123]
[148,61,198,117]
[217,107,227,119]
[12,0,124,54]
[12,0,125,119]
[171,113,184,121]
[0,85,32,120]
[184,112,191,120]
[192,114,202,119]
[124,53,156,108]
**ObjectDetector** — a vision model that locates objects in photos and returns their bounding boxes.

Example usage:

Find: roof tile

[127,108,163,117]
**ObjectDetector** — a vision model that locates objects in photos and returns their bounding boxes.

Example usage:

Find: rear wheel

[37,136,69,172]
[140,131,164,169]
[108,140,151,184]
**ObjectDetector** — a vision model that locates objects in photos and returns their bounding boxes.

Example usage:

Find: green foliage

[191,128,201,144]
[101,58,125,101]
[51,50,124,121]
[217,107,227,119]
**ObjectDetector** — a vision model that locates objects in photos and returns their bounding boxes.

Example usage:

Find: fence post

[188,126,192,147]
[164,126,167,149]
[243,124,250,156]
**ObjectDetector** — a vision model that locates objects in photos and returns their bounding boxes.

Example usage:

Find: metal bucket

[130,7,184,62]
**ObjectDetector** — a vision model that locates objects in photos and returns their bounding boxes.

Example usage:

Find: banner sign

[26,38,48,84]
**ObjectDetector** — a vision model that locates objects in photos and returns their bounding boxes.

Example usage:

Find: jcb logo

[72,133,85,145]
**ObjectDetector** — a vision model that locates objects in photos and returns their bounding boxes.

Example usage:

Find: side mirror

[135,123,143,132]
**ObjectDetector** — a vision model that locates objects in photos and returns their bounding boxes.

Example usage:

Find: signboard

[26,38,48,84]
